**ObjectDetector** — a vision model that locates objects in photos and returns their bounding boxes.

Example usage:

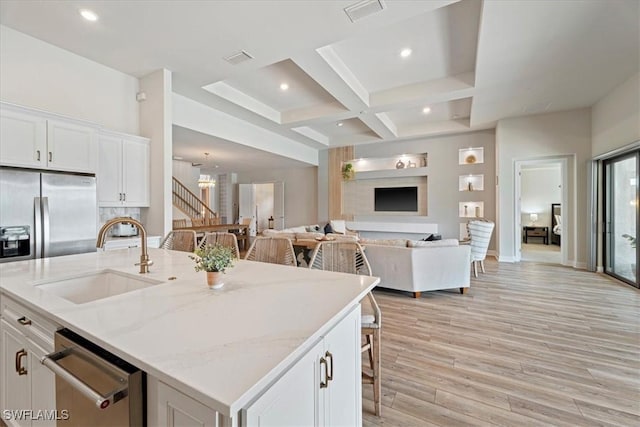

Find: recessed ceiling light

[280,83,289,91]
[79,9,98,22]
[400,48,412,58]
[337,122,344,127]
[422,107,431,114]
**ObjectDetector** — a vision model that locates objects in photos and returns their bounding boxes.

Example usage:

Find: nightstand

[523,226,549,244]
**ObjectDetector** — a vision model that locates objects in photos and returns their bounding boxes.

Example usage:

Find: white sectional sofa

[363,239,471,298]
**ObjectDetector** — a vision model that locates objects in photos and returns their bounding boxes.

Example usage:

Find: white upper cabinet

[0,105,96,173]
[97,132,150,207]
[0,109,47,168]
[46,119,96,173]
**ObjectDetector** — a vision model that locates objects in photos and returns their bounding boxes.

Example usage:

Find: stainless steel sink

[34,269,163,304]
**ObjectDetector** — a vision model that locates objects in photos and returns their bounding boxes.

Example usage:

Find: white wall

[592,72,640,156]
[344,130,497,246]
[237,167,318,228]
[520,166,561,230]
[496,109,591,267]
[0,25,139,134]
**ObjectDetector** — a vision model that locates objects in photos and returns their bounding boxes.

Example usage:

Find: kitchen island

[0,248,378,427]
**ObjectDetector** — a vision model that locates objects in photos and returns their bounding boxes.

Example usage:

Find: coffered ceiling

[1,0,638,168]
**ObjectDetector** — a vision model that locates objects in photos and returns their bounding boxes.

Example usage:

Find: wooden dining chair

[308,241,382,416]
[244,237,296,266]
[199,232,240,259]
[160,230,198,252]
[191,217,206,227]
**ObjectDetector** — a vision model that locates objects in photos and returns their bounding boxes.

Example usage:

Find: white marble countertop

[0,248,379,416]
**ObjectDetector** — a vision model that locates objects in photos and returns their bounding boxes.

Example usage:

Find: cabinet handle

[36,150,41,161]
[48,151,52,162]
[123,193,126,202]
[15,349,28,375]
[325,351,334,382]
[320,356,328,389]
[17,316,32,326]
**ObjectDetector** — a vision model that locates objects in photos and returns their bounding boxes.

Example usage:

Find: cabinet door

[97,134,123,206]
[0,109,47,169]
[28,340,56,427]
[122,137,150,207]
[46,119,96,173]
[1,320,31,427]
[148,378,222,427]
[323,306,362,427]
[243,340,323,427]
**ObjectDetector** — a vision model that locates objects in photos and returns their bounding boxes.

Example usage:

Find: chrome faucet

[96,217,153,274]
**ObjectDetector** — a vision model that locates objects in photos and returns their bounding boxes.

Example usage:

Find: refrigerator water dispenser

[0,225,31,258]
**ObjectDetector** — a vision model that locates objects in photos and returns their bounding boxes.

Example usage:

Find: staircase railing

[172,177,216,219]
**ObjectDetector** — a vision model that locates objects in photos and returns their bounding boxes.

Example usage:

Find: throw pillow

[305,224,321,232]
[330,219,347,234]
[324,223,334,234]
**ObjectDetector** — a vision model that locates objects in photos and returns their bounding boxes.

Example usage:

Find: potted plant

[190,243,234,289]
[342,163,355,180]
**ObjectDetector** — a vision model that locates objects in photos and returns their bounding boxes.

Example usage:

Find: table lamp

[530,213,538,225]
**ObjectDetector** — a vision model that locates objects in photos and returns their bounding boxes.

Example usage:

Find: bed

[551,203,561,245]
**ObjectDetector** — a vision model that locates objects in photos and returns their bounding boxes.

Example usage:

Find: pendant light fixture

[198,153,216,188]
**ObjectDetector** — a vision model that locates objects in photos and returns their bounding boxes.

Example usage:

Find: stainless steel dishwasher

[41,328,144,426]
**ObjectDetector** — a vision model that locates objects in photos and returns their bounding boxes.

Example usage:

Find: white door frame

[514,157,569,265]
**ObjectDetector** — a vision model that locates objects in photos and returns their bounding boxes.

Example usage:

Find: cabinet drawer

[1,295,58,352]
[528,230,546,236]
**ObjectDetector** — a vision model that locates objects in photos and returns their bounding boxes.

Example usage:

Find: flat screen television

[374,186,418,212]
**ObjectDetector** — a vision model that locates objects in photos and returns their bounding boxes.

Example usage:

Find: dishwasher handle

[41,348,129,410]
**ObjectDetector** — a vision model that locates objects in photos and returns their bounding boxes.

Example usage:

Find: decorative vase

[468,181,473,191]
[395,160,405,169]
[206,271,224,289]
[475,206,480,217]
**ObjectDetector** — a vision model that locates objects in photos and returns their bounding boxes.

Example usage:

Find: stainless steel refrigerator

[0,167,97,263]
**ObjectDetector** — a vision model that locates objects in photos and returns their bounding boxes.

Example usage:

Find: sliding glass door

[603,150,639,287]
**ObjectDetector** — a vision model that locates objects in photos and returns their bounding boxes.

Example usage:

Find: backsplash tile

[99,207,141,229]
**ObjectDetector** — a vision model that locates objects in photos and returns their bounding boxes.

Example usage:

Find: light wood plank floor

[363,259,640,427]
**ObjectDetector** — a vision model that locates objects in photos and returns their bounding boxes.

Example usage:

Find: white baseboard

[596,266,604,273]
[573,261,588,270]
[498,255,516,263]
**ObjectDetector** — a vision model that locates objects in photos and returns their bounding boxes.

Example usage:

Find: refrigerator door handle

[34,197,42,258]
[42,197,50,258]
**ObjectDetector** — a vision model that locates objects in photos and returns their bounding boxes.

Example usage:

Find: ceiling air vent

[344,0,385,23]
[224,50,253,65]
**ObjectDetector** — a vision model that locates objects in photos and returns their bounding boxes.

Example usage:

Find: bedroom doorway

[515,157,569,265]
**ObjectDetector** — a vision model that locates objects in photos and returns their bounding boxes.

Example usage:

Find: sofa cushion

[326,233,359,242]
[261,229,296,240]
[330,219,346,234]
[408,239,459,248]
[360,238,408,247]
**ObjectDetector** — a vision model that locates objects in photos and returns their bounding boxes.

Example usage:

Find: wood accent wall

[328,146,354,220]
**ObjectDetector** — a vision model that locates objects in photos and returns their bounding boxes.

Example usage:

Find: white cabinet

[0,109,47,169]
[0,106,96,173]
[46,119,96,173]
[97,132,150,207]
[1,295,58,427]
[148,378,231,427]
[1,320,30,427]
[244,305,361,427]
[148,306,361,427]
